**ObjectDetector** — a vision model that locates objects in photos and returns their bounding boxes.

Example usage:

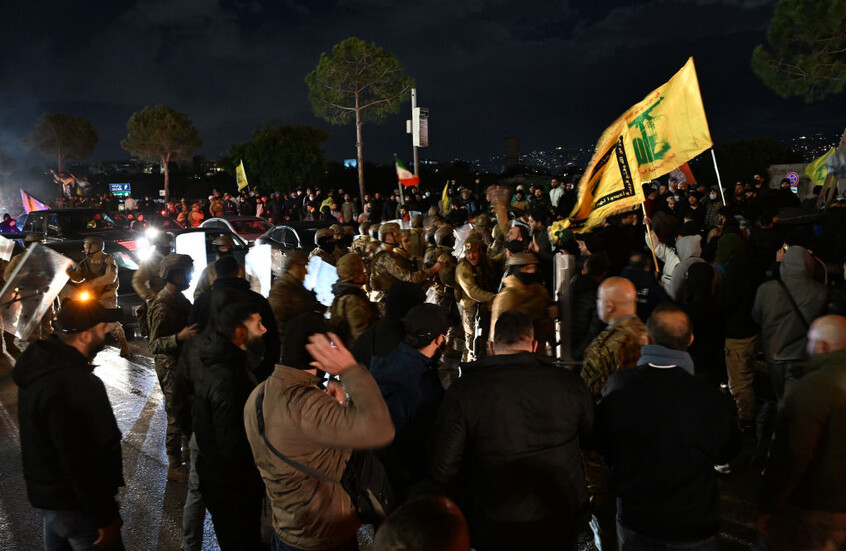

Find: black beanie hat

[282,312,329,370]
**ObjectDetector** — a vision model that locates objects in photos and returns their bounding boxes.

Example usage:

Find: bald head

[646,304,693,351]
[807,315,846,357]
[597,277,638,323]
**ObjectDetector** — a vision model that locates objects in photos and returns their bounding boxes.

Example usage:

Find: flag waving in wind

[394,155,420,188]
[549,57,712,237]
[236,160,249,191]
[21,190,51,213]
[806,147,835,187]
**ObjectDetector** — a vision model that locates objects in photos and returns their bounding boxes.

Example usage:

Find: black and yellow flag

[550,57,712,236]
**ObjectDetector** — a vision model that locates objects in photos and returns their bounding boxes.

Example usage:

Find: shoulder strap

[255,386,339,484]
[778,279,810,329]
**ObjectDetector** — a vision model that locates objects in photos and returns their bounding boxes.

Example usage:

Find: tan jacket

[490,275,554,346]
[243,364,394,550]
[131,250,166,302]
[455,257,498,311]
[66,251,119,306]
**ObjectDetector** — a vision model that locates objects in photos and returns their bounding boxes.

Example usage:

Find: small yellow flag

[549,57,712,237]
[236,160,249,191]
[441,181,450,212]
[806,147,835,187]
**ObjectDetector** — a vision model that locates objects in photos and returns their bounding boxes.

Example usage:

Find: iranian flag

[395,155,420,187]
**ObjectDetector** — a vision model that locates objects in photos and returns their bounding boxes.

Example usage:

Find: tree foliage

[25,113,98,173]
[690,138,804,186]
[751,0,846,102]
[305,37,414,199]
[221,125,329,192]
[121,105,202,200]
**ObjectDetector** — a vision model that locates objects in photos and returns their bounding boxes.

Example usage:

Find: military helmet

[379,222,401,241]
[152,232,174,248]
[368,224,381,240]
[24,233,45,243]
[358,222,371,236]
[434,225,454,247]
[280,250,309,273]
[410,214,423,229]
[83,236,105,252]
[212,235,235,249]
[330,224,343,236]
[474,213,491,227]
[159,253,194,279]
[336,253,366,282]
[314,228,335,244]
[505,252,539,267]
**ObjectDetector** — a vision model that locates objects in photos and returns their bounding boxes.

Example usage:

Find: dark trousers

[198,464,263,551]
[271,532,359,551]
[617,521,717,551]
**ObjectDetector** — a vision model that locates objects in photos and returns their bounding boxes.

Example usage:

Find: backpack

[254,385,395,524]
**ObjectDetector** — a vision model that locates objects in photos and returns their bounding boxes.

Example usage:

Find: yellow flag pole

[641,202,660,276]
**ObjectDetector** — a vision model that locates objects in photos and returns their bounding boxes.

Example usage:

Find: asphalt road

[0,338,758,551]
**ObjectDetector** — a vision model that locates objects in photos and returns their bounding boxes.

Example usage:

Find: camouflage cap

[505,252,539,267]
[159,253,194,279]
[464,237,484,253]
[379,222,401,240]
[410,214,424,229]
[336,253,365,282]
[280,250,309,272]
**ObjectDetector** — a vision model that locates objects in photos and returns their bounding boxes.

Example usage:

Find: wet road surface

[0,339,758,550]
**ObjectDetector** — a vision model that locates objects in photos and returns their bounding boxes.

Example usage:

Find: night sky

[1,0,842,169]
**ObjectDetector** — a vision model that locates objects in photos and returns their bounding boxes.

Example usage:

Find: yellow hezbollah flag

[549,124,644,235]
[441,180,450,212]
[806,147,835,187]
[548,57,712,237]
[236,160,249,191]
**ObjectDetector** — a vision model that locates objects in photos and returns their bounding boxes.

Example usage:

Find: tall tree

[121,105,202,201]
[221,125,329,191]
[306,37,414,201]
[751,0,846,102]
[25,113,98,173]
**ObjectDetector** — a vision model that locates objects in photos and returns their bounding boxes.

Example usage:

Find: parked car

[4,209,142,253]
[200,216,272,245]
[168,227,250,267]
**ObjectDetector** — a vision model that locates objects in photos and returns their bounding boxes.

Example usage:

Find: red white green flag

[394,155,420,187]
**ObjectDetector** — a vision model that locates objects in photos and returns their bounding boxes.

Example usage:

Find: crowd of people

[7,170,846,551]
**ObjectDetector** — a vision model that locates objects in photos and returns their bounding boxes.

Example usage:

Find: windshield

[62,212,117,232]
[231,219,271,234]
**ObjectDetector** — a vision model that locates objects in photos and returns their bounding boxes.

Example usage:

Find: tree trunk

[163,153,171,202]
[355,91,366,203]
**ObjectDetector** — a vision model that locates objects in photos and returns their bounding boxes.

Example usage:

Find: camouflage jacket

[455,256,499,310]
[149,286,192,370]
[424,245,457,296]
[132,250,166,302]
[309,247,336,267]
[490,275,554,345]
[369,246,430,301]
[581,315,647,401]
[329,281,379,347]
[66,250,119,303]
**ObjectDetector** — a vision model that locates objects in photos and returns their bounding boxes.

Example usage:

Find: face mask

[504,240,525,254]
[709,193,717,200]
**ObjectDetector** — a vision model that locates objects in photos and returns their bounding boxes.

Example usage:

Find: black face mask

[504,240,525,254]
[514,269,541,286]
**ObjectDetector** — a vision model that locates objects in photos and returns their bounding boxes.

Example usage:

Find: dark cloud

[0,0,839,169]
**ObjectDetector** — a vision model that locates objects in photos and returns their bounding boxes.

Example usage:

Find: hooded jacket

[12,336,124,527]
[667,235,706,301]
[752,246,827,361]
[760,350,846,513]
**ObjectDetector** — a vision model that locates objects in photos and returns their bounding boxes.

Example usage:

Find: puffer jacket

[752,246,827,361]
[243,363,394,550]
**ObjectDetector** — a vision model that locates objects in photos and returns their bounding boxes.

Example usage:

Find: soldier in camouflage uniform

[268,251,322,354]
[131,232,172,302]
[351,222,372,258]
[406,214,427,259]
[193,235,258,299]
[66,236,130,357]
[580,276,647,551]
[425,225,461,354]
[309,228,337,266]
[455,237,500,361]
[369,222,445,304]
[3,234,53,346]
[149,253,199,481]
[329,253,379,347]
